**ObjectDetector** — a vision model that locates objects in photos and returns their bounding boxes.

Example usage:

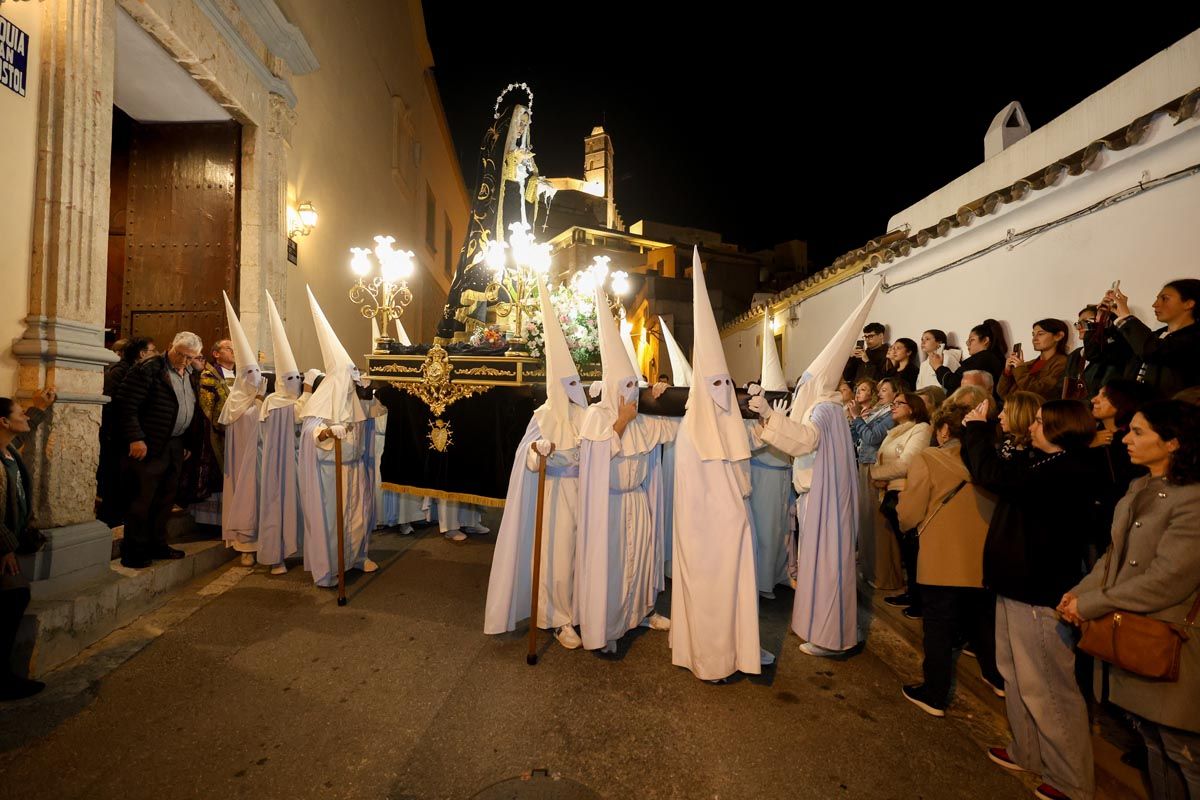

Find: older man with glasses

[114,332,204,568]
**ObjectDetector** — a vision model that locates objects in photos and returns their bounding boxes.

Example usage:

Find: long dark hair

[1164,279,1200,323]
[1033,318,1070,355]
[0,398,12,420]
[1138,400,1200,485]
[893,337,918,365]
[972,319,1008,357]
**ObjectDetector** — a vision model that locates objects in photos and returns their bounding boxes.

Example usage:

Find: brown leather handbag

[1078,532,1199,682]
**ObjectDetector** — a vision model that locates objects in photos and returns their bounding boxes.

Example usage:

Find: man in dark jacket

[114,332,204,568]
[842,321,889,386]
[98,336,154,526]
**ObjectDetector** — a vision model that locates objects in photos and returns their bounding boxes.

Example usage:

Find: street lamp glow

[590,255,611,283]
[373,235,396,264]
[297,201,318,229]
[350,247,372,277]
[485,239,508,274]
[610,270,630,296]
[530,242,552,274]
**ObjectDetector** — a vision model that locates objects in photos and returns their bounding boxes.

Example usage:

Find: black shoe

[902,684,946,717]
[150,545,185,560]
[883,593,913,607]
[0,676,46,701]
[120,555,152,569]
[903,606,923,620]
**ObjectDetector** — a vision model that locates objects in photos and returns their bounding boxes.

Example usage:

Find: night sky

[423,7,1200,268]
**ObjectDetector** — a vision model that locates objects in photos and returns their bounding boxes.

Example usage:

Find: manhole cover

[469,769,602,799]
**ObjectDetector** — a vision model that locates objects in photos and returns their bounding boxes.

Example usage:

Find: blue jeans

[995,596,1095,799]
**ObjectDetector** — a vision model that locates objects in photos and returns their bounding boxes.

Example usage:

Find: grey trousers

[995,596,1095,799]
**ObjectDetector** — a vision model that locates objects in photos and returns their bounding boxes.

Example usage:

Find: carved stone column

[12,0,118,594]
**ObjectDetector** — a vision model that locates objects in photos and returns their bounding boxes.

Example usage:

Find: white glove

[304,368,322,387]
[588,380,603,399]
[357,375,371,389]
[534,439,553,457]
[746,383,763,396]
[329,424,348,440]
[748,394,772,420]
[772,398,790,415]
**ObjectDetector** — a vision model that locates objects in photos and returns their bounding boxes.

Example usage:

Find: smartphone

[1013,343,1023,358]
[855,339,864,349]
[1111,279,1120,291]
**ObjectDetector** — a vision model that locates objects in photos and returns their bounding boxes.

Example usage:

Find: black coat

[842,345,889,386]
[114,355,201,457]
[937,349,1005,393]
[961,421,1108,607]
[1116,318,1200,399]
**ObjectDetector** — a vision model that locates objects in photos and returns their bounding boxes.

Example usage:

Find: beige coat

[869,420,931,492]
[897,440,995,588]
[1073,476,1200,733]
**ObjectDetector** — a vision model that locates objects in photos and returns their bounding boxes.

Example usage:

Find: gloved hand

[534,439,553,457]
[329,424,348,440]
[304,368,322,387]
[589,380,603,399]
[772,398,790,415]
[357,375,371,389]
[746,383,763,396]
[748,394,772,420]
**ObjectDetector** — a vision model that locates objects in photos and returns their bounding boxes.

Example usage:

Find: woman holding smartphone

[917,329,961,390]
[998,319,1070,402]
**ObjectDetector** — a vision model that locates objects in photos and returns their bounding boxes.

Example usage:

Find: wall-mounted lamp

[287,201,319,239]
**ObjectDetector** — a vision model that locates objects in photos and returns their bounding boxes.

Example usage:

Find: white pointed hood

[218,291,262,425]
[789,280,882,423]
[759,310,787,392]
[394,315,412,347]
[682,247,749,462]
[578,283,639,443]
[619,318,646,387]
[532,277,584,449]
[260,291,302,420]
[300,285,367,424]
[658,316,692,387]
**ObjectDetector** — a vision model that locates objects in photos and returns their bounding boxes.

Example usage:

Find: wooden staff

[318,425,349,607]
[527,441,555,665]
[334,435,347,606]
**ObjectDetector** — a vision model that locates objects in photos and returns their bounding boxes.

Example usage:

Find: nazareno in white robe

[747,419,794,594]
[484,411,582,634]
[575,414,677,650]
[669,422,762,680]
[257,401,302,565]
[221,403,261,553]
[299,401,381,587]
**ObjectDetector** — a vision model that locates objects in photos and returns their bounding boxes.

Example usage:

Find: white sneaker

[555,626,582,650]
[398,523,414,535]
[640,613,671,631]
[358,558,379,573]
[444,530,467,542]
[239,553,255,567]
[461,525,490,535]
[799,642,845,657]
[760,648,776,666]
[269,564,287,576]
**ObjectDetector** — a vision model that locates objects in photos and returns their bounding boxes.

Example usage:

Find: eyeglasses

[863,332,882,339]
[892,400,910,408]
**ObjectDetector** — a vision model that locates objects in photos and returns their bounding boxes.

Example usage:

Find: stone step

[11,540,237,679]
